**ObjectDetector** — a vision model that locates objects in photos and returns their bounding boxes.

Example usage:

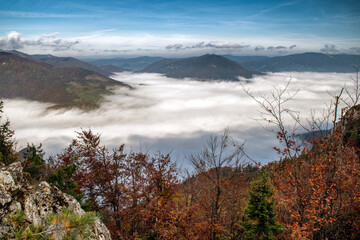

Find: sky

[0,0,359,57]
[3,72,352,167]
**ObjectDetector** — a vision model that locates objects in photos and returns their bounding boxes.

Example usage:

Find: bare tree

[242,79,302,160]
[343,66,360,108]
[190,129,245,172]
[188,129,247,240]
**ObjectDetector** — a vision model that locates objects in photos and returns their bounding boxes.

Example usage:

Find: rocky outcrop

[0,162,111,239]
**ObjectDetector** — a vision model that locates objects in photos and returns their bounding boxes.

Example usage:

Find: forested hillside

[0,52,129,109]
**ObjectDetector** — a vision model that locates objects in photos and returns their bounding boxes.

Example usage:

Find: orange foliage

[270,129,360,239]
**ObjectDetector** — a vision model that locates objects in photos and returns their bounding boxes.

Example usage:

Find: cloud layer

[2,72,353,167]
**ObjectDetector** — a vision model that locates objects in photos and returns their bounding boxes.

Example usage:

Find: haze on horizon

[0,0,359,58]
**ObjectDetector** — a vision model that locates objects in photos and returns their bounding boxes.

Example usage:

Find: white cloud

[254,45,264,51]
[349,47,360,54]
[205,41,249,49]
[41,32,60,39]
[2,72,352,166]
[166,43,184,50]
[320,44,339,54]
[191,42,205,48]
[165,41,249,50]
[0,31,23,49]
[0,31,79,51]
[0,10,87,18]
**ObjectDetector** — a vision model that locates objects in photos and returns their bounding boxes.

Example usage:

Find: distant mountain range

[0,52,128,109]
[238,52,360,72]
[85,52,360,75]
[140,54,260,80]
[1,50,359,108]
[86,56,163,71]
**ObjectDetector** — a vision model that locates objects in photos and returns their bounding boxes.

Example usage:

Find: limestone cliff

[0,162,111,239]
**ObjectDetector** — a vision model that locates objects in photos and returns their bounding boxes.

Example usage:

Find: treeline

[1,89,360,240]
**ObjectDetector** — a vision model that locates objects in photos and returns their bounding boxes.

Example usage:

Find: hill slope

[30,54,114,76]
[0,52,128,109]
[241,52,360,72]
[140,54,260,80]
[8,50,114,76]
[87,56,164,71]
[222,55,269,64]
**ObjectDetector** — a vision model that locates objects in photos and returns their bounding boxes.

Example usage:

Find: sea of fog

[2,72,353,168]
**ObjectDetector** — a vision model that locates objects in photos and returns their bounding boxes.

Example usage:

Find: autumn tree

[245,75,360,239]
[49,129,198,239]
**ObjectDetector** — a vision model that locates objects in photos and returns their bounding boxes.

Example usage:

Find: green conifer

[242,171,284,240]
[0,101,17,165]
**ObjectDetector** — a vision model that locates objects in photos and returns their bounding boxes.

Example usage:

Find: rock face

[0,162,111,240]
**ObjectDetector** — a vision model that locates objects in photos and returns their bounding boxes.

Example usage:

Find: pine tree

[0,101,17,165]
[23,143,46,181]
[242,171,283,240]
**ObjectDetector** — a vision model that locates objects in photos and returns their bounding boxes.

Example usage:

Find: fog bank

[2,72,352,167]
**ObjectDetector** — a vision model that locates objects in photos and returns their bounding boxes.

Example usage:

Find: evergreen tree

[242,171,284,240]
[0,101,17,165]
[23,143,46,181]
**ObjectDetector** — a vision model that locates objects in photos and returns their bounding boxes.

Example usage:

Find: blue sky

[0,0,359,57]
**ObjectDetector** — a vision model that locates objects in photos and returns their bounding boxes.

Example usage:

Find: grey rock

[0,162,112,239]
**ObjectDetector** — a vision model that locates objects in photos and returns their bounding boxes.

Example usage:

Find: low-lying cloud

[2,72,353,167]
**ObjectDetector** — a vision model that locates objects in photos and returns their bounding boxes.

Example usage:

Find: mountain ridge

[0,52,129,109]
[6,50,116,76]
[86,56,164,71]
[240,52,360,72]
[140,54,260,80]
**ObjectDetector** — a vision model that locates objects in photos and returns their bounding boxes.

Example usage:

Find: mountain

[140,54,260,80]
[7,50,115,76]
[241,52,360,72]
[222,55,269,64]
[97,64,127,73]
[30,54,114,76]
[86,56,164,71]
[0,52,128,109]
